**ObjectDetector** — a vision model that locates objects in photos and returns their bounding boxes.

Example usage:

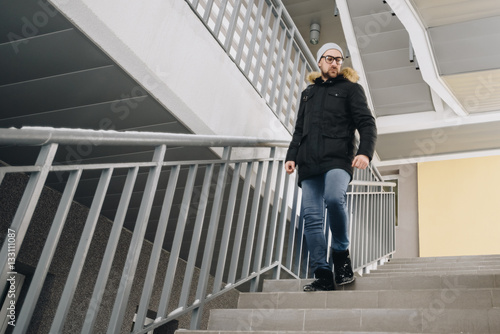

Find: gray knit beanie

[316,42,343,64]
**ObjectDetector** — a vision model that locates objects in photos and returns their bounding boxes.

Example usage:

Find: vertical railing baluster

[274,27,295,117]
[347,190,354,264]
[250,148,276,291]
[241,160,265,277]
[285,181,299,269]
[203,0,216,24]
[50,167,114,333]
[156,164,198,317]
[82,167,138,332]
[354,191,361,269]
[235,0,256,66]
[265,159,284,267]
[381,193,386,256]
[0,143,58,287]
[133,165,179,332]
[293,214,305,277]
[368,193,374,263]
[391,193,394,253]
[213,162,242,294]
[223,0,243,52]
[376,192,381,257]
[250,2,273,87]
[384,194,388,255]
[213,0,229,38]
[191,0,200,10]
[284,49,301,126]
[14,169,82,334]
[268,21,287,109]
[190,147,231,329]
[260,6,283,98]
[106,145,166,333]
[227,161,254,284]
[273,170,290,279]
[362,193,370,263]
[374,192,378,261]
[243,0,266,76]
[178,164,215,308]
[386,194,390,255]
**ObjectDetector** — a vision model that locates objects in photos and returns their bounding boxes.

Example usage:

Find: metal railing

[185,0,318,133]
[0,127,395,333]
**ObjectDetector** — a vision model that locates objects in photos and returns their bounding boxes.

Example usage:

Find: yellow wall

[418,155,500,257]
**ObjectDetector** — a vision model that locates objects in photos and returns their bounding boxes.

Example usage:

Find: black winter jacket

[285,68,377,186]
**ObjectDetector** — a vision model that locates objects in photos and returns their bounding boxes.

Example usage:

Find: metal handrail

[350,180,397,187]
[0,127,289,148]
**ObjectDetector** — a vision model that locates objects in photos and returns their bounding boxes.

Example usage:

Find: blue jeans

[301,169,350,273]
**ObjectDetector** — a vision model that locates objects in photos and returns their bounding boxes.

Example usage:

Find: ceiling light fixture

[310,23,320,45]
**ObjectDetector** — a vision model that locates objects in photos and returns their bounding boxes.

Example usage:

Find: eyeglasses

[321,55,344,65]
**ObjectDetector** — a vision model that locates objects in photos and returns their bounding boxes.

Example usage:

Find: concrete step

[207,307,500,333]
[263,273,500,292]
[237,288,500,310]
[387,254,500,264]
[370,265,500,274]
[179,331,466,334]
[380,260,500,270]
[366,269,500,277]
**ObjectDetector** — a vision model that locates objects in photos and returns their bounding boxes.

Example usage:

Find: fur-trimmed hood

[307,67,359,84]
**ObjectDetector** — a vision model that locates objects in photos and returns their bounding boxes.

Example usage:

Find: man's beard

[325,68,339,79]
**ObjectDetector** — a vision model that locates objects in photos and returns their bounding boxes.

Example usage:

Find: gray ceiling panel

[371,82,433,116]
[356,29,409,55]
[0,97,182,131]
[0,0,72,44]
[377,121,500,161]
[361,48,415,72]
[347,0,391,18]
[0,66,145,118]
[429,16,500,75]
[366,66,427,89]
[0,29,113,85]
[351,11,404,35]
[409,0,500,27]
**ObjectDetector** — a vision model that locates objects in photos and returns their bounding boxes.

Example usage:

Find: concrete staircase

[179,254,500,333]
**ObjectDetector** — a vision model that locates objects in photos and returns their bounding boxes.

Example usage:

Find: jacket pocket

[296,134,308,165]
[324,89,347,111]
[322,132,349,160]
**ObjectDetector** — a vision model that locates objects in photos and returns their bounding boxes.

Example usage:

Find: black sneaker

[332,249,355,285]
[303,268,335,291]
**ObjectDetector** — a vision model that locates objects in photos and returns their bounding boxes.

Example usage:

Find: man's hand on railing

[352,154,369,170]
[285,161,296,174]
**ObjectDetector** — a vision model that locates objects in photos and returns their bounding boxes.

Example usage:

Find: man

[285,43,377,291]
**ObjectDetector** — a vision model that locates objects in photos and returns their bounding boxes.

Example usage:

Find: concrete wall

[0,173,239,333]
[394,163,420,258]
[418,155,500,257]
[379,163,420,258]
[49,0,291,142]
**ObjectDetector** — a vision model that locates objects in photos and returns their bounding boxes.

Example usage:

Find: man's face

[318,49,343,80]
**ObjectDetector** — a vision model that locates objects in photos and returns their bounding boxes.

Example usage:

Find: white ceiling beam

[375,147,500,168]
[335,0,375,114]
[377,108,500,134]
[384,0,467,117]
